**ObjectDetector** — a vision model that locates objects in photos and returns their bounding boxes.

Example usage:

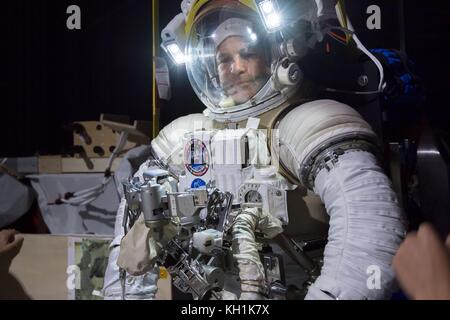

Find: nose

[230,55,246,74]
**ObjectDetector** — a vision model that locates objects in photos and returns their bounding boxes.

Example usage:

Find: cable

[106,131,129,170]
[350,32,385,92]
[57,131,129,206]
[334,3,385,92]
[337,0,348,29]
[318,7,386,96]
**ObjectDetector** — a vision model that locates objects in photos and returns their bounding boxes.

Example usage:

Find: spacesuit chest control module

[103,0,407,301]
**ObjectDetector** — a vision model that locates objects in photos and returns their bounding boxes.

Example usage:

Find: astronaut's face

[216,36,268,105]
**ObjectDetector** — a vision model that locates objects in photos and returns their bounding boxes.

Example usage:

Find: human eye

[239,48,258,60]
[217,54,231,65]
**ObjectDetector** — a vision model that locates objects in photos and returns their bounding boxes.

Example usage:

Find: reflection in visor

[215,35,270,105]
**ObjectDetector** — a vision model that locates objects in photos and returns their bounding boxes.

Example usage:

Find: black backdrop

[2,0,450,157]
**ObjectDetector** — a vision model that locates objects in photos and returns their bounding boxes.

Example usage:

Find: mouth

[225,81,252,93]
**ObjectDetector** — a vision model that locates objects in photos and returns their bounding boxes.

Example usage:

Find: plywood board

[6,234,172,300]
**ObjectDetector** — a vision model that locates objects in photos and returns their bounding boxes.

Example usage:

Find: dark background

[2,0,450,157]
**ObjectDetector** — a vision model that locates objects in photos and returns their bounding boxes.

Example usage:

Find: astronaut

[103,0,406,300]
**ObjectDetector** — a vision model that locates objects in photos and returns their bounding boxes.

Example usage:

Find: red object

[3,200,49,234]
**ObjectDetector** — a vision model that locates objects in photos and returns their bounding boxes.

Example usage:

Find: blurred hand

[0,229,30,299]
[393,223,450,300]
[0,229,24,271]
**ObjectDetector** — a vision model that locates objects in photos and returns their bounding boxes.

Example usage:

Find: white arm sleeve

[102,163,159,300]
[278,100,406,300]
[306,151,406,299]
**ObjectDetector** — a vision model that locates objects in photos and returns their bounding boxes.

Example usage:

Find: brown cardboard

[4,234,172,300]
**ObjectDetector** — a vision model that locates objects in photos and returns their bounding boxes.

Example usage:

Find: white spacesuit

[103,0,406,300]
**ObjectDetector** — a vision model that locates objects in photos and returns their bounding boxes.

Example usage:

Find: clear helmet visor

[186,5,275,114]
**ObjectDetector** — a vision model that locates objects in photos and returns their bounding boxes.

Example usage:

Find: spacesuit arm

[102,163,160,300]
[277,99,407,299]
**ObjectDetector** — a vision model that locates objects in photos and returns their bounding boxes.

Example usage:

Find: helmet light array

[161,0,284,65]
[255,0,282,32]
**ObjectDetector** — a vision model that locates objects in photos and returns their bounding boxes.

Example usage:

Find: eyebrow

[216,52,228,61]
[216,45,259,62]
